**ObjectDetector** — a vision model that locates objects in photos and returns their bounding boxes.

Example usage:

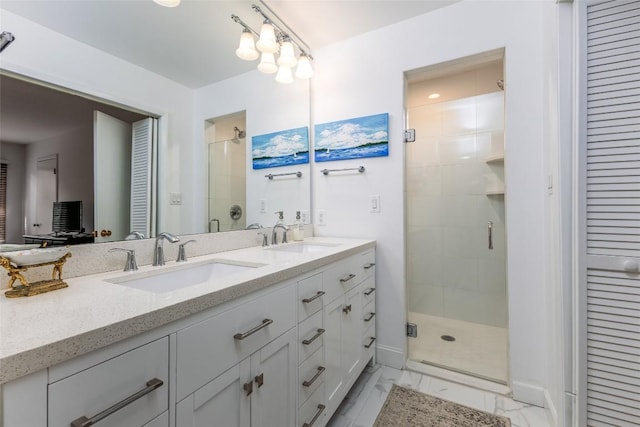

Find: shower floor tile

[408,312,508,383]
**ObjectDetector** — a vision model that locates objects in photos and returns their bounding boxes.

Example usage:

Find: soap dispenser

[292,211,304,241]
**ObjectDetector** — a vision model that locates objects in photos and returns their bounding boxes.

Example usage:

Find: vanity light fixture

[152,0,180,7]
[0,31,15,53]
[231,4,313,83]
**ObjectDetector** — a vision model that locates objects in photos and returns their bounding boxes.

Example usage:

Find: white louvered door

[582,1,640,426]
[130,118,156,237]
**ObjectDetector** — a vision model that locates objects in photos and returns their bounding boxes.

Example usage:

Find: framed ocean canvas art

[252,126,310,169]
[314,113,389,162]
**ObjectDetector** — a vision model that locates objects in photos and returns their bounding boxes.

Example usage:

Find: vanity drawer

[48,337,169,427]
[299,383,327,427]
[360,250,376,280]
[298,273,324,322]
[299,348,325,407]
[362,300,375,329]
[299,310,324,364]
[176,284,296,400]
[323,256,362,304]
[362,323,376,358]
[360,277,376,307]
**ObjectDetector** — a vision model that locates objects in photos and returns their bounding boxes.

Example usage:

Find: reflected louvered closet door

[584,1,640,426]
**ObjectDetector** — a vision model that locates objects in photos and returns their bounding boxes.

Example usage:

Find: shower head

[234,126,246,139]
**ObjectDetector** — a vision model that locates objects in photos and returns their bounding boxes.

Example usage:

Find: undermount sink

[107,261,259,293]
[266,242,340,254]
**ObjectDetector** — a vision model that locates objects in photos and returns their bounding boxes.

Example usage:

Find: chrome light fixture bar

[0,32,15,53]
[231,3,313,83]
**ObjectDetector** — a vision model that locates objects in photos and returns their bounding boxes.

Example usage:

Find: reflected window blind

[585,1,640,426]
[0,163,6,242]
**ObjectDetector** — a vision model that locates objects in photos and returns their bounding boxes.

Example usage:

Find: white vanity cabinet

[175,282,297,427]
[176,328,297,427]
[323,250,376,417]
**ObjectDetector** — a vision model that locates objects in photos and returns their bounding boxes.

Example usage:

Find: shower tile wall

[407,92,506,328]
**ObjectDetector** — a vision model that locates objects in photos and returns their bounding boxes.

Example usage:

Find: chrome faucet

[109,248,138,271]
[271,211,289,245]
[153,232,180,266]
[124,231,145,240]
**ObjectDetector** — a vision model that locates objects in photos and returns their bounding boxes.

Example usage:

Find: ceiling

[0,0,460,89]
[0,0,459,146]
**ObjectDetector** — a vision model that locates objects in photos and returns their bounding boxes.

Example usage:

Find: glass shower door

[405,89,508,383]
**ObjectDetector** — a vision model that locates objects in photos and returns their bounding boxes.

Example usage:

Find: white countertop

[0,237,375,384]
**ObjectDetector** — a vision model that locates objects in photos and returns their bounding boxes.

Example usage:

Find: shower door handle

[488,221,493,250]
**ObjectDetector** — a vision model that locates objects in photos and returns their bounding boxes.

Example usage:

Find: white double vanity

[0,237,376,427]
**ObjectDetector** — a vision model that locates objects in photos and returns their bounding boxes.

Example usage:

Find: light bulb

[295,54,314,79]
[277,40,297,67]
[258,52,277,74]
[275,65,293,84]
[256,21,278,53]
[235,29,259,61]
[153,0,180,7]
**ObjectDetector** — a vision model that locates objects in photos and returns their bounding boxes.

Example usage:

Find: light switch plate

[259,199,266,213]
[300,210,308,224]
[369,195,380,213]
[170,192,182,205]
[317,210,326,226]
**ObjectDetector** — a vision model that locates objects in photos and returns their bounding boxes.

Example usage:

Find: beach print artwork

[252,126,310,169]
[314,113,389,162]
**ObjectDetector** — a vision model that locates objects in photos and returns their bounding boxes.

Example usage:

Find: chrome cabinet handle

[364,262,376,269]
[302,328,325,345]
[303,404,326,427]
[364,287,375,296]
[234,319,273,340]
[364,312,375,322]
[339,273,356,283]
[302,366,326,388]
[364,337,376,349]
[342,304,352,314]
[488,221,493,250]
[302,291,325,303]
[70,378,163,427]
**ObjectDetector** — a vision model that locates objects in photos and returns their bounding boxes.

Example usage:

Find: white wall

[0,9,194,235]
[193,72,311,232]
[311,0,561,408]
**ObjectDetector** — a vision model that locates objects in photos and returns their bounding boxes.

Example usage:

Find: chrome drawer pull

[364,287,375,296]
[234,318,273,340]
[302,291,325,303]
[364,312,376,322]
[303,404,326,427]
[70,378,163,427]
[339,273,356,283]
[302,328,325,345]
[302,366,326,387]
[364,262,376,269]
[364,336,376,349]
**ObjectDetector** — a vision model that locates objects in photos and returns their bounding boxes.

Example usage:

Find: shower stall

[405,56,508,383]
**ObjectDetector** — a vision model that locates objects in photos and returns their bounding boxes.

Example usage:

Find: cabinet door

[176,360,251,427]
[342,286,363,380]
[323,296,344,415]
[251,329,297,427]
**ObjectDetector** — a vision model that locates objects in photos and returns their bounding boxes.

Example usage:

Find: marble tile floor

[326,365,552,427]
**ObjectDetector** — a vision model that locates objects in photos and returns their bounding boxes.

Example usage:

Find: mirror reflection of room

[205,112,247,233]
[0,74,154,245]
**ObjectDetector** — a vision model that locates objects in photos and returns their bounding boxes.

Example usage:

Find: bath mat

[373,384,511,427]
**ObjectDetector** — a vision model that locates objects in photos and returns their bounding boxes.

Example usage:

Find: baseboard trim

[512,380,546,407]
[375,344,404,369]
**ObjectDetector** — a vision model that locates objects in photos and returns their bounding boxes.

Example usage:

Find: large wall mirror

[0,0,312,248]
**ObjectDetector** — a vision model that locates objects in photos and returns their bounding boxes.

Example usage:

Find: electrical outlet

[317,210,326,226]
[300,210,308,224]
[259,199,266,213]
[170,192,182,205]
[369,195,380,213]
